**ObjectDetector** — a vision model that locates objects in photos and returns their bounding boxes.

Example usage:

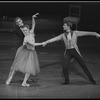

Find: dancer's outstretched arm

[42,34,62,47]
[34,42,44,46]
[23,41,43,46]
[75,30,100,38]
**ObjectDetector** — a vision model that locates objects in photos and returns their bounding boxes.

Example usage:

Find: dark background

[0,1,100,48]
[0,1,100,26]
[0,1,100,27]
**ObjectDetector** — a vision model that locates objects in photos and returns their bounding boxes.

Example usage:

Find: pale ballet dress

[10,34,40,75]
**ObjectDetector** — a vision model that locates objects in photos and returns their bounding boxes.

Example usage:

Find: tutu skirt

[11,45,40,75]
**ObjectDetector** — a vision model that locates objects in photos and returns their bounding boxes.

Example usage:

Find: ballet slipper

[6,79,10,85]
[5,77,12,85]
[22,83,30,87]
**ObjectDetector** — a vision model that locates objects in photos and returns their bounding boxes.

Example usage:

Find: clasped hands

[41,41,48,47]
[96,33,100,39]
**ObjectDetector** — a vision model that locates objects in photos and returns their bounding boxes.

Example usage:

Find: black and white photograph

[0,0,100,99]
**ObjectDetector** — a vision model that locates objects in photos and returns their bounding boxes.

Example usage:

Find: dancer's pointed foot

[5,79,11,85]
[22,83,30,87]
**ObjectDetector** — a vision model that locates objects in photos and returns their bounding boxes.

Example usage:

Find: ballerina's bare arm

[30,17,35,34]
[27,41,43,46]
[23,39,43,46]
[30,13,39,34]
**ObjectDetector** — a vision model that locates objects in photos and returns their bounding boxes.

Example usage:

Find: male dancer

[42,17,100,85]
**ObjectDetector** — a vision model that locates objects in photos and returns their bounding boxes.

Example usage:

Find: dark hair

[64,22,72,27]
[63,17,73,27]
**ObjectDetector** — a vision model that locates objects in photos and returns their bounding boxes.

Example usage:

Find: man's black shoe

[92,81,96,85]
[62,82,69,85]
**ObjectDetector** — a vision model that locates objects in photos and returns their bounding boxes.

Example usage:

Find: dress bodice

[24,33,35,50]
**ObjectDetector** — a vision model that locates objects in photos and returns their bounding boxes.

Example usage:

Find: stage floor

[0,46,100,98]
